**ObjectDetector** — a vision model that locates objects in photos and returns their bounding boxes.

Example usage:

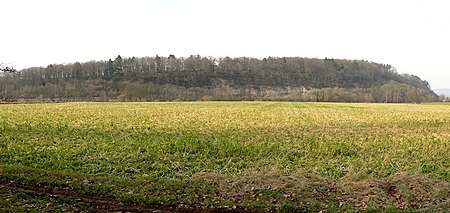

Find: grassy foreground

[0,102,449,212]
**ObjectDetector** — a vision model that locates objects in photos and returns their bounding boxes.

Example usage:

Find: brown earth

[0,179,262,212]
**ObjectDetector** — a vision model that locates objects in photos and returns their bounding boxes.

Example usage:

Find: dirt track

[0,179,262,212]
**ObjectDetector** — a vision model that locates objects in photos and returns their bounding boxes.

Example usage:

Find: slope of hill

[434,88,450,97]
[0,55,438,103]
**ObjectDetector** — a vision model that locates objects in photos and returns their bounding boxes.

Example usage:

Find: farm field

[0,102,449,212]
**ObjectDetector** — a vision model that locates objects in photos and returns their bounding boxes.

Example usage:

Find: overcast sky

[1,0,449,89]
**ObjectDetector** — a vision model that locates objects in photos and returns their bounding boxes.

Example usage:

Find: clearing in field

[0,102,449,212]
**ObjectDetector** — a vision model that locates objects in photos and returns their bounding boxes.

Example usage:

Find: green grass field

[0,102,449,212]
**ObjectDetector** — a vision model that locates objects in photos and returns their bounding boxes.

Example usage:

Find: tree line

[0,55,438,103]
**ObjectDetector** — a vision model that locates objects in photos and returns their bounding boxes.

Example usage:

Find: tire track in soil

[0,179,261,212]
[0,179,165,212]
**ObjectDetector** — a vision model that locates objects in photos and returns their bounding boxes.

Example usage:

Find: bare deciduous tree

[0,63,17,73]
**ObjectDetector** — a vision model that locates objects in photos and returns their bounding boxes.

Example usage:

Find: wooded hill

[0,55,438,103]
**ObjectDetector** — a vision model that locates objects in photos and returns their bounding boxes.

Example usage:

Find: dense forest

[0,55,438,103]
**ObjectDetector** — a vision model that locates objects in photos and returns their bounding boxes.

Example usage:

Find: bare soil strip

[0,179,262,212]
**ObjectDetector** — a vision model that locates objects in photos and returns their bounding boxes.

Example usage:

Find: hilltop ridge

[0,55,438,103]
